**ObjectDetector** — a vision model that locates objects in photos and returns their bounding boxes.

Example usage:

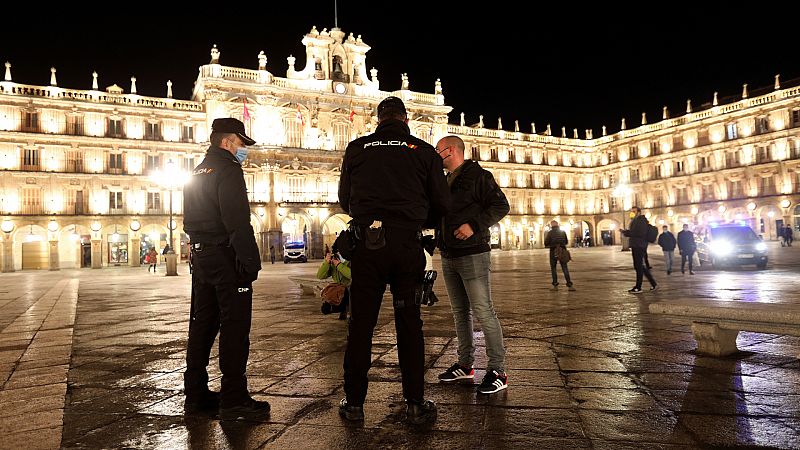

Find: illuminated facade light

[1,219,14,233]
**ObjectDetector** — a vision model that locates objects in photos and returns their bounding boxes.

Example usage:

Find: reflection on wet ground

[1,243,799,448]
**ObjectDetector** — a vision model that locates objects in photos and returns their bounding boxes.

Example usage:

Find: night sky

[4,2,800,136]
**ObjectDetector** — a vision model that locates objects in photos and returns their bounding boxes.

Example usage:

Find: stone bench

[288,276,327,297]
[649,300,800,356]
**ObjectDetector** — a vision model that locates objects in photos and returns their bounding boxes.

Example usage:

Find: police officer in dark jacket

[544,221,573,289]
[621,206,657,293]
[338,96,450,425]
[182,118,269,421]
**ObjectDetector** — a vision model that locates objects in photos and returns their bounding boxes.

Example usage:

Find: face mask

[629,212,636,219]
[234,147,248,164]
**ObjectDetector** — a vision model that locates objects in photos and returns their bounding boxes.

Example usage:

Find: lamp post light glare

[611,183,633,251]
[151,160,188,276]
[151,159,188,255]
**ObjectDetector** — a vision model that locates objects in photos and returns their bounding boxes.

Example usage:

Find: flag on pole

[242,97,251,121]
[296,106,305,126]
[349,109,355,123]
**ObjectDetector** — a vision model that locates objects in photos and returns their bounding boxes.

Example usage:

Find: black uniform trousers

[344,227,426,406]
[632,246,656,289]
[184,245,253,408]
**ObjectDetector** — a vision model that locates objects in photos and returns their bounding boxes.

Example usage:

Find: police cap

[377,96,407,120]
[212,118,256,146]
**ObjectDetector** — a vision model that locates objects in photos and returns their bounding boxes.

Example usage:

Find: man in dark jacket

[621,206,657,293]
[677,223,696,275]
[182,118,268,421]
[338,96,450,425]
[544,221,574,290]
[435,135,510,395]
[785,225,794,246]
[657,225,677,275]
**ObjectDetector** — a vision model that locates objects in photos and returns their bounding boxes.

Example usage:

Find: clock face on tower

[333,82,347,94]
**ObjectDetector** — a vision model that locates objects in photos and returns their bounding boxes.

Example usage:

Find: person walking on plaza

[622,206,658,293]
[677,223,696,275]
[182,118,269,421]
[337,96,450,424]
[785,225,794,247]
[269,244,276,264]
[435,135,511,394]
[544,220,574,291]
[146,248,158,272]
[657,225,677,275]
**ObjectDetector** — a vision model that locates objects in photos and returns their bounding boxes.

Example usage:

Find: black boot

[406,399,437,425]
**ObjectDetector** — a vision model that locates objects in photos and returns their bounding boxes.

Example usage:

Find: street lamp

[151,159,188,275]
[612,183,633,251]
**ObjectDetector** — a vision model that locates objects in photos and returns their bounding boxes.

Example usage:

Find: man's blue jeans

[663,250,674,273]
[441,252,505,372]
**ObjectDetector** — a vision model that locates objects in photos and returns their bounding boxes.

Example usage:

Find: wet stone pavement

[1,243,799,449]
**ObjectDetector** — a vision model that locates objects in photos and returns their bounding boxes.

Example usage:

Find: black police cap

[377,96,406,118]
[212,118,256,146]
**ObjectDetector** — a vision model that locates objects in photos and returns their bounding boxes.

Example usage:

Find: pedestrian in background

[622,206,658,293]
[147,248,158,272]
[545,220,574,291]
[677,223,696,275]
[657,225,676,275]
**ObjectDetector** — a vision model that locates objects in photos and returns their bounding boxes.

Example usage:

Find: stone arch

[12,224,48,270]
[321,213,350,252]
[596,218,620,246]
[755,203,783,240]
[58,224,92,269]
[280,211,312,247]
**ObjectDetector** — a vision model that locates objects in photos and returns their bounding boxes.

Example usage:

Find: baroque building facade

[0,26,798,271]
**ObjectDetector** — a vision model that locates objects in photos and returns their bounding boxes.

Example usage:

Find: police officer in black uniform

[182,118,270,421]
[337,97,450,424]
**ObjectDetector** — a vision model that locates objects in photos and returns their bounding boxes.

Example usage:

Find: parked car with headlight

[696,224,768,269]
